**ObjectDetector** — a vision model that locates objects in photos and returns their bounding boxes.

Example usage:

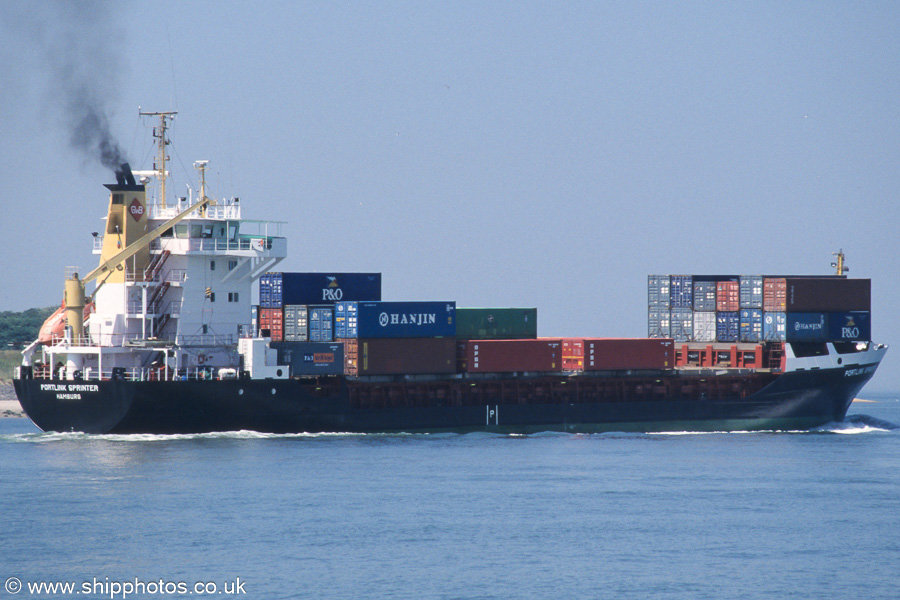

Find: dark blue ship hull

[13,362,878,435]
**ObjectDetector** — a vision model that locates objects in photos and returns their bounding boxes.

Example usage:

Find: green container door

[455,308,537,340]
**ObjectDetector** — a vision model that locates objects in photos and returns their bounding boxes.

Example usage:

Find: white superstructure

[27,114,286,380]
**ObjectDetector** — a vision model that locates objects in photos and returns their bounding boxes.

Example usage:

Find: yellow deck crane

[64,169,215,343]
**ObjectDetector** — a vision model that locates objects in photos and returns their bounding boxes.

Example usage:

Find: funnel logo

[129,198,144,221]
[840,315,860,339]
[322,277,343,301]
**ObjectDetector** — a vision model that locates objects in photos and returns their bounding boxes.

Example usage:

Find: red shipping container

[583,338,674,370]
[352,337,457,376]
[716,281,740,312]
[463,339,564,373]
[562,339,584,371]
[259,307,284,342]
[763,278,787,311]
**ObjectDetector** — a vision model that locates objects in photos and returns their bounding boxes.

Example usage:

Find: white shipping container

[692,311,717,342]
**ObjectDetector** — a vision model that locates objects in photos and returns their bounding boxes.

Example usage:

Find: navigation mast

[139,110,177,208]
[831,249,849,276]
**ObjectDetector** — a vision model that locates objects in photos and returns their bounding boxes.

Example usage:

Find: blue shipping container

[739,309,763,342]
[717,312,739,342]
[786,313,828,342]
[334,302,358,339]
[357,301,456,339]
[763,312,786,342]
[282,273,381,306]
[308,306,334,342]
[828,311,871,342]
[648,275,671,308]
[693,281,717,312]
[259,272,284,308]
[648,309,671,338]
[670,275,693,308]
[740,276,763,309]
[270,342,344,375]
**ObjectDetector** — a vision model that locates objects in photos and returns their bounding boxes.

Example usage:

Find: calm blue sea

[1,394,898,600]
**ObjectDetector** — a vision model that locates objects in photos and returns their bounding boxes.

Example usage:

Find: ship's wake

[3,415,897,443]
[1,430,406,443]
[816,414,899,434]
[649,415,898,436]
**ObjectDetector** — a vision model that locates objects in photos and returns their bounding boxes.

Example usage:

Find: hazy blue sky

[1,1,898,391]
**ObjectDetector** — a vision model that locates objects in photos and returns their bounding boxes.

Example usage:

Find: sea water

[1,395,898,600]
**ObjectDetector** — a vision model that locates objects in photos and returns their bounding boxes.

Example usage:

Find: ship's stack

[648,275,871,367]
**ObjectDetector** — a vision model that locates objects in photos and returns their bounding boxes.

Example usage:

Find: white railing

[125,270,162,283]
[49,333,166,348]
[151,237,277,253]
[32,365,239,383]
[176,334,238,346]
[123,268,185,284]
[148,202,242,220]
[166,269,187,283]
[49,331,239,348]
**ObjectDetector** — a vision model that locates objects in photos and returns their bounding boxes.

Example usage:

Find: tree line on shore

[0,307,55,349]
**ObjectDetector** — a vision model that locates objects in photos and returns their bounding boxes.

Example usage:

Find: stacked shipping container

[649,275,872,344]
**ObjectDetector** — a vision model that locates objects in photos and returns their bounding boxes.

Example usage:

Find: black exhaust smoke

[7,2,131,173]
[115,162,136,187]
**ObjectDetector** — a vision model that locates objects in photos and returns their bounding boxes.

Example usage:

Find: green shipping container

[455,308,538,340]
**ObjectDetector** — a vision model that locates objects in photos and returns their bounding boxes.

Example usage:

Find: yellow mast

[139,110,177,208]
[831,249,848,276]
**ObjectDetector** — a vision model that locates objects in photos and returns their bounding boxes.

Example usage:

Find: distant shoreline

[0,382,25,418]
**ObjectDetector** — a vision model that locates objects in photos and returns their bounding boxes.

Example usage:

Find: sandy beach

[0,382,25,417]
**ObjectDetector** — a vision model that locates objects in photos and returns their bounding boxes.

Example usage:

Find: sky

[1,1,898,391]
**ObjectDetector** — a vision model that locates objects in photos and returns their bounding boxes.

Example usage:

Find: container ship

[13,116,887,434]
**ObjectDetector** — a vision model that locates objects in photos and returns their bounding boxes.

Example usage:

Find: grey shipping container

[670,308,693,342]
[648,309,671,338]
[740,276,763,309]
[648,275,671,308]
[284,305,309,342]
[693,281,717,312]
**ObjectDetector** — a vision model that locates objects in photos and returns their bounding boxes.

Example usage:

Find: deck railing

[32,364,238,382]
